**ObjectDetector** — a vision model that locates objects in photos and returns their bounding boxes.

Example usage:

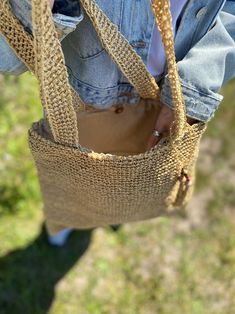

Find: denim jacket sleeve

[161,0,235,122]
[0,0,83,75]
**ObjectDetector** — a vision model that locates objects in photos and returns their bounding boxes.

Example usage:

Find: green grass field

[0,73,235,314]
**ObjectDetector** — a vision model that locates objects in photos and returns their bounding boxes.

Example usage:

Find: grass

[0,73,235,314]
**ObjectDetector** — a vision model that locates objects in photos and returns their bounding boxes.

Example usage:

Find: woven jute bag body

[0,0,206,235]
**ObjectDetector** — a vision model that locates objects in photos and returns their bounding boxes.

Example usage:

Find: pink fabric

[147,0,188,76]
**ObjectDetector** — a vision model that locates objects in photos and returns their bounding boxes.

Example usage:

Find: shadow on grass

[0,225,93,314]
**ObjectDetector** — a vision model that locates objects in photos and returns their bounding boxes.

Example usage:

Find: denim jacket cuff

[160,76,223,122]
[53,12,84,41]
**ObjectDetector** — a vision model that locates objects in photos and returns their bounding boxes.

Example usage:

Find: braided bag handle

[79,0,159,100]
[0,0,35,73]
[31,0,79,146]
[0,0,86,113]
[152,0,187,140]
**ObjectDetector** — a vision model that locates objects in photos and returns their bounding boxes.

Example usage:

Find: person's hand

[147,103,197,150]
[49,0,55,9]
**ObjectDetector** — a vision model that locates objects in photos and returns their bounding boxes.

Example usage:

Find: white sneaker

[48,228,73,247]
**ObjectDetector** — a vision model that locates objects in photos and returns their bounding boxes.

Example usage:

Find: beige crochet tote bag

[0,0,206,235]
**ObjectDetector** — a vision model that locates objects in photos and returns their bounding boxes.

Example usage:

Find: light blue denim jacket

[1,0,235,122]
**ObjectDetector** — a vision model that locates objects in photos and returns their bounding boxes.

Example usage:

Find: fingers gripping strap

[0,0,35,73]
[152,0,187,139]
[32,0,79,146]
[80,0,160,100]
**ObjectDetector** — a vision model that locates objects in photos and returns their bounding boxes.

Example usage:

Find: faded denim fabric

[0,0,235,122]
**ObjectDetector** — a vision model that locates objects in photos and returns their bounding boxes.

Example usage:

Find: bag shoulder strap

[0,0,35,73]
[32,0,79,146]
[80,0,159,100]
[152,0,186,139]
[0,0,86,113]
